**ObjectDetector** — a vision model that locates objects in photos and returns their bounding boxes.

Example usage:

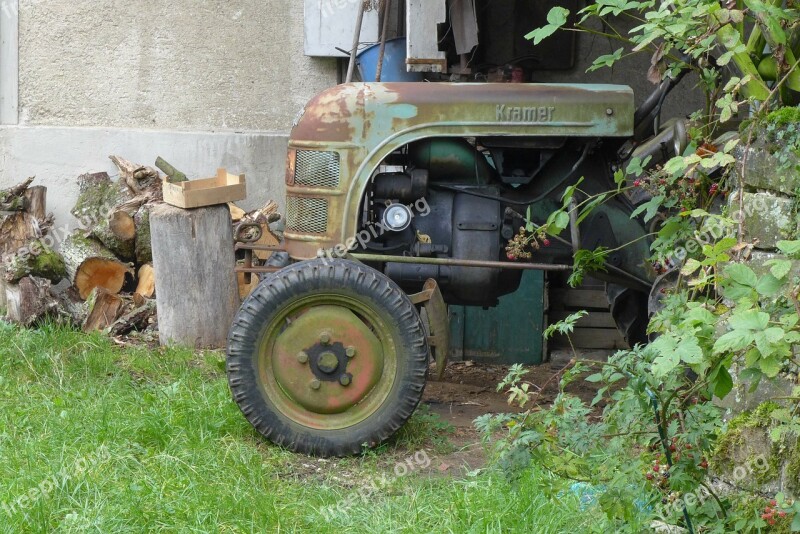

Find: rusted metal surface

[284,82,635,259]
[409,279,450,380]
[271,305,384,416]
[348,253,573,271]
[257,292,400,430]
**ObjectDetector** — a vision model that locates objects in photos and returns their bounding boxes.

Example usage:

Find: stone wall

[716,125,800,498]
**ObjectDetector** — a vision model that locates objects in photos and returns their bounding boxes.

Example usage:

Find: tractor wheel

[226,258,429,456]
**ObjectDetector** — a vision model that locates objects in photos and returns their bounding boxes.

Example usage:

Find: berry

[645,473,654,481]
[768,519,777,526]
[633,179,642,187]
[770,500,777,507]
[762,513,771,520]
[779,511,787,518]
[543,239,551,247]
[699,460,708,469]
[507,253,516,261]
[653,465,660,473]
[709,184,719,194]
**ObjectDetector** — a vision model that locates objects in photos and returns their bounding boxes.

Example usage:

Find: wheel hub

[271,305,385,416]
[317,351,340,374]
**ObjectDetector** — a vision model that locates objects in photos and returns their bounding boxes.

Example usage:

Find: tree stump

[150,204,239,348]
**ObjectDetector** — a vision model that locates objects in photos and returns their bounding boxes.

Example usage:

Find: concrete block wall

[0,0,339,229]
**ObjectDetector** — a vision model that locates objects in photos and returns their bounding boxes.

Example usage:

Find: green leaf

[713,329,752,354]
[760,356,782,378]
[677,337,705,365]
[755,274,784,297]
[714,366,734,399]
[724,264,758,287]
[585,373,603,383]
[525,7,570,45]
[630,195,666,222]
[587,48,624,72]
[777,240,800,257]
[766,259,793,279]
[681,258,702,276]
[729,309,770,331]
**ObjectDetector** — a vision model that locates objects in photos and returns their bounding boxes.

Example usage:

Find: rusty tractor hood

[284,82,635,259]
[290,82,634,145]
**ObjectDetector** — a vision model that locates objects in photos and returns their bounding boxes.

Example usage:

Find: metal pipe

[346,0,368,83]
[375,0,391,82]
[348,253,573,271]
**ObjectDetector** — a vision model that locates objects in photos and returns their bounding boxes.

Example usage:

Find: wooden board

[162,169,246,209]
[547,285,629,351]
[549,289,610,310]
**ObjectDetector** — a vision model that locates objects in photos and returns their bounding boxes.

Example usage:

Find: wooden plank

[549,289,609,310]
[548,311,617,328]
[162,170,246,209]
[550,328,628,350]
[406,0,447,72]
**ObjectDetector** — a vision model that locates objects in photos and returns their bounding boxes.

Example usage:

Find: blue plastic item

[356,38,424,82]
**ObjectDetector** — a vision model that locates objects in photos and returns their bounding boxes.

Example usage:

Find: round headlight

[382,204,412,232]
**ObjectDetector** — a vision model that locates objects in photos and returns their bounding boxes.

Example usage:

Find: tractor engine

[358,138,545,306]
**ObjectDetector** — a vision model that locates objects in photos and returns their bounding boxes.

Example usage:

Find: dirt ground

[420,359,602,473]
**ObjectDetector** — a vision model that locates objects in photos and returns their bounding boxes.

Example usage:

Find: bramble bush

[482,1,800,531]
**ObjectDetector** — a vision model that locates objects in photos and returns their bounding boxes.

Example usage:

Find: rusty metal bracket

[410,279,450,380]
[234,242,287,281]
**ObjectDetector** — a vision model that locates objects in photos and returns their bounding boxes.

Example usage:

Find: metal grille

[294,151,340,188]
[285,196,329,234]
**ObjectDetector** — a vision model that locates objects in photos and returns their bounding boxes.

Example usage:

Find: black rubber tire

[227,258,429,456]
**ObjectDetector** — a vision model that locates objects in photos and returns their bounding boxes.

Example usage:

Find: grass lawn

[0,323,605,533]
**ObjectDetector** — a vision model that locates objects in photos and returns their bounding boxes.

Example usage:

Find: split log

[151,204,239,348]
[0,177,35,206]
[135,263,155,298]
[6,277,56,326]
[133,204,153,265]
[61,232,132,300]
[71,172,137,261]
[228,203,246,222]
[0,182,48,256]
[237,271,259,299]
[50,281,89,326]
[4,276,85,326]
[4,239,67,283]
[243,199,280,225]
[108,297,157,336]
[24,186,47,220]
[109,155,161,194]
[83,288,124,332]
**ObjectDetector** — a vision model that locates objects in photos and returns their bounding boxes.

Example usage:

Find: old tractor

[227,81,686,456]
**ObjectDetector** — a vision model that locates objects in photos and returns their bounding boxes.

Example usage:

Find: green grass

[0,323,604,533]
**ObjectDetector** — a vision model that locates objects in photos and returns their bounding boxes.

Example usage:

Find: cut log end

[75,258,130,300]
[135,263,155,298]
[109,211,136,240]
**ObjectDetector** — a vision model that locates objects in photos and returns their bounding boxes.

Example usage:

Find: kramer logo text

[496,105,555,122]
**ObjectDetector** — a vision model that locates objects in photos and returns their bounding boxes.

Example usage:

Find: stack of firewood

[1,156,162,335]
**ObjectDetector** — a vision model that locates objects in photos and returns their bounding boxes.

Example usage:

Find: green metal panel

[449,270,545,365]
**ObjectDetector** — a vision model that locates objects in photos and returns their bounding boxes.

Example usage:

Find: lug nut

[319,332,332,345]
[339,375,352,386]
[310,379,321,390]
[296,351,309,364]
[345,346,356,358]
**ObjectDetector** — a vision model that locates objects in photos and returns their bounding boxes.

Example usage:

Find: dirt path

[421,360,602,474]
